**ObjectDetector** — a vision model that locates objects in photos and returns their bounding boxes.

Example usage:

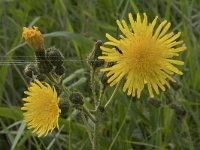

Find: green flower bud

[59,99,69,118]
[169,103,186,116]
[99,72,108,87]
[148,97,161,108]
[37,61,53,74]
[24,64,37,78]
[88,40,104,69]
[98,105,105,113]
[54,85,61,95]
[35,74,46,81]
[69,92,84,105]
[169,80,182,91]
[99,62,115,87]
[35,51,45,62]
[55,65,65,76]
[46,47,64,67]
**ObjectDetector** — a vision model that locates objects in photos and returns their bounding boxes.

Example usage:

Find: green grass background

[0,0,200,149]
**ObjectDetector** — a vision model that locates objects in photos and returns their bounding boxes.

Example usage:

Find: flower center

[121,36,161,72]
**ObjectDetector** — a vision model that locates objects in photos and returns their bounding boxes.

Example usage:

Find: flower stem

[93,123,97,150]
[82,105,96,123]
[95,85,105,111]
[104,82,120,109]
[90,69,97,102]
[81,112,94,147]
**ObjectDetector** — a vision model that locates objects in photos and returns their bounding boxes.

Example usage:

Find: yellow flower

[99,13,186,98]
[22,26,44,51]
[21,80,61,137]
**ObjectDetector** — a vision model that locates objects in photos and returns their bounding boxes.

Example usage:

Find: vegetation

[0,0,200,149]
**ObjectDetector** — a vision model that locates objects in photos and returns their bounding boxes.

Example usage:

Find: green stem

[90,69,97,102]
[82,105,96,123]
[61,83,70,98]
[93,123,97,150]
[104,82,120,109]
[95,85,105,111]
[81,112,94,147]
[68,116,72,150]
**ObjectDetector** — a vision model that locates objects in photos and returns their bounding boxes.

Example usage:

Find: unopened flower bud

[35,74,46,81]
[169,80,182,91]
[99,72,108,87]
[54,85,61,95]
[24,64,37,78]
[59,99,69,118]
[148,97,161,108]
[46,47,64,66]
[169,103,186,116]
[35,51,45,62]
[88,40,104,69]
[69,92,84,105]
[107,62,115,67]
[37,61,53,74]
[22,26,44,51]
[98,105,105,113]
[55,65,65,76]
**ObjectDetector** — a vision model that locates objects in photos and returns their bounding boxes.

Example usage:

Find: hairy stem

[104,82,120,109]
[82,105,96,123]
[90,69,97,103]
[81,112,94,147]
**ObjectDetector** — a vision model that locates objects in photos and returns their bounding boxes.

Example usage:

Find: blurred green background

[0,0,200,149]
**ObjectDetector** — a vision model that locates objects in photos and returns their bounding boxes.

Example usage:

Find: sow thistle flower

[99,13,186,98]
[22,26,44,51]
[21,80,61,137]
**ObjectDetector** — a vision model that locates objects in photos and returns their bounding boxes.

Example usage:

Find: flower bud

[169,103,186,116]
[169,80,182,91]
[22,26,44,51]
[35,74,46,81]
[98,105,105,113]
[59,99,69,118]
[148,97,161,108]
[46,47,64,66]
[55,65,65,76]
[69,92,84,105]
[24,64,37,78]
[37,61,53,74]
[35,51,45,62]
[99,72,108,87]
[88,40,104,69]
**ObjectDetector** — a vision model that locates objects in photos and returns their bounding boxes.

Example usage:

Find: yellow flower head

[21,80,61,137]
[22,26,44,51]
[99,13,186,98]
